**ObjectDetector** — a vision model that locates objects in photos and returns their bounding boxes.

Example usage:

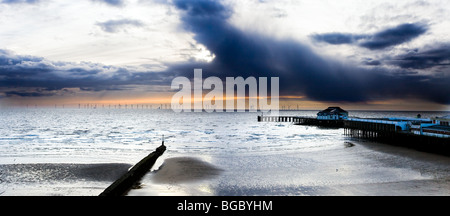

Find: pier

[343,117,450,154]
[258,111,450,156]
[258,115,309,123]
[344,118,398,139]
[257,115,344,127]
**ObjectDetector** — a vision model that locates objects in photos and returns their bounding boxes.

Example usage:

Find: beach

[128,140,450,196]
[0,163,131,196]
[0,109,449,196]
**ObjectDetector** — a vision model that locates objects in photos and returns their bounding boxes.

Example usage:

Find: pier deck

[258,115,450,156]
[257,115,344,127]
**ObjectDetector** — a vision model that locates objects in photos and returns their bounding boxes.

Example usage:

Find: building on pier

[421,125,450,138]
[432,115,450,126]
[411,115,450,138]
[317,107,348,120]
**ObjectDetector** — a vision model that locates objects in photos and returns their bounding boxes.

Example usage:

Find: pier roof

[318,107,348,115]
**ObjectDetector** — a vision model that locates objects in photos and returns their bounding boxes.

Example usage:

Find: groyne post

[99,143,166,196]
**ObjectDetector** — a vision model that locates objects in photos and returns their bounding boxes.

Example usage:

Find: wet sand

[316,179,450,196]
[150,157,223,184]
[0,163,131,196]
[2,140,449,196]
[128,157,223,196]
[128,140,450,196]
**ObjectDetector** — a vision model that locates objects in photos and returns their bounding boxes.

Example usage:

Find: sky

[0,0,449,110]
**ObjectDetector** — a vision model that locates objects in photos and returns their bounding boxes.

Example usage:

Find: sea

[0,108,449,196]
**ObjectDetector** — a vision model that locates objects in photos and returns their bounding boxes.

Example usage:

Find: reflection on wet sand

[0,163,132,196]
[127,157,223,196]
[128,140,450,196]
[0,163,132,183]
[151,157,222,184]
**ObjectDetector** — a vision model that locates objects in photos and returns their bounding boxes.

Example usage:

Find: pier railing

[258,115,313,123]
[344,119,396,139]
[258,115,345,127]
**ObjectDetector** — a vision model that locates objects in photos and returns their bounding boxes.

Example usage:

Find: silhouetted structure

[317,107,348,120]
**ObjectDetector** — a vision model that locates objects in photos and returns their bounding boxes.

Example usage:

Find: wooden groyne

[99,143,166,196]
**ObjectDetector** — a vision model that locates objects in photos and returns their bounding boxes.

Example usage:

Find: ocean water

[0,108,449,196]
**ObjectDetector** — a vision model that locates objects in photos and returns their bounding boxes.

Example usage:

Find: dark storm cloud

[311,33,367,45]
[362,59,382,66]
[5,91,54,97]
[96,19,144,33]
[91,0,125,7]
[313,23,428,50]
[388,44,450,69]
[170,0,449,104]
[0,0,448,105]
[360,23,429,50]
[0,49,173,97]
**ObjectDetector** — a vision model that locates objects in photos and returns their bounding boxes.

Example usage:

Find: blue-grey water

[0,108,449,196]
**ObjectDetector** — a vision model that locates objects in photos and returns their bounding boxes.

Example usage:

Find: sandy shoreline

[0,163,131,196]
[128,140,450,196]
[150,157,223,184]
[1,139,450,196]
[318,178,450,196]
